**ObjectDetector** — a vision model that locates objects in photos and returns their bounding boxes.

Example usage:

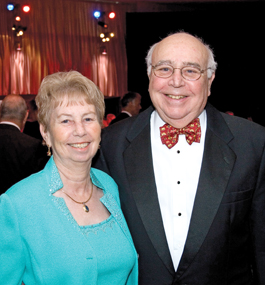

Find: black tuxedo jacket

[110,112,130,125]
[23,120,43,141]
[0,124,49,194]
[93,104,265,285]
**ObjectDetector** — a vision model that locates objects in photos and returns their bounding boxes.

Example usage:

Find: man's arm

[250,143,265,284]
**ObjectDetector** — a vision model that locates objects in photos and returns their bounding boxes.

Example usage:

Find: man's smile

[166,94,187,100]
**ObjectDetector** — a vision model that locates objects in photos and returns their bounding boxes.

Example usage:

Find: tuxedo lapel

[123,109,175,275]
[176,104,236,277]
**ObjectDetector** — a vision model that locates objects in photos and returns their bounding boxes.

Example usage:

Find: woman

[0,71,138,284]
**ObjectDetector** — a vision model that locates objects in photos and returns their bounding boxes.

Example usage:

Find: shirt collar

[0,121,21,131]
[153,109,206,128]
[121,111,132,117]
[47,156,106,195]
[152,109,207,145]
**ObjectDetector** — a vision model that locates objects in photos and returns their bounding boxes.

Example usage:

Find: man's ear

[23,110,29,125]
[207,72,215,97]
[21,110,29,131]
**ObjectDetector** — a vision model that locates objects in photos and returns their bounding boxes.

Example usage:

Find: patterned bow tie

[160,118,201,149]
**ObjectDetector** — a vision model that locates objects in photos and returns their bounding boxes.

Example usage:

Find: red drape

[0,0,131,97]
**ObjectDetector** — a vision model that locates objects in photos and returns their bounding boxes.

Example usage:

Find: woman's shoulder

[4,169,46,200]
[90,167,116,183]
[90,168,119,200]
[3,159,54,203]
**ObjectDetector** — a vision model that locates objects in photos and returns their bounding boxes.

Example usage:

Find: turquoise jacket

[0,157,138,285]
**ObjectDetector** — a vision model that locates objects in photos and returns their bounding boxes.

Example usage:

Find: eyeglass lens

[154,65,202,80]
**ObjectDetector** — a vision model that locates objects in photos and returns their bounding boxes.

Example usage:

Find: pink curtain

[0,0,131,97]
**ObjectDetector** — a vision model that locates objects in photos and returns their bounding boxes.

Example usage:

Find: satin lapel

[124,123,175,274]
[177,105,236,276]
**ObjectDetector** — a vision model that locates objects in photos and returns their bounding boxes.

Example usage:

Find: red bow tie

[160,118,201,149]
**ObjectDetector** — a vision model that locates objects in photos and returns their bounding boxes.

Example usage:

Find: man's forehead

[153,34,208,65]
[158,33,205,49]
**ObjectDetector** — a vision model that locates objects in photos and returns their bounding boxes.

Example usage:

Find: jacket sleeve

[251,143,265,284]
[0,194,25,284]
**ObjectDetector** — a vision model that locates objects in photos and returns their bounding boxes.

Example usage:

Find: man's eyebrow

[182,62,202,69]
[154,60,173,66]
[154,60,202,69]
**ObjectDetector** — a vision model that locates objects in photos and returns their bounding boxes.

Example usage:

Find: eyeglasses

[152,64,212,81]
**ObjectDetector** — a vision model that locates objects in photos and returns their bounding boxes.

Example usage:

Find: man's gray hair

[0,95,27,122]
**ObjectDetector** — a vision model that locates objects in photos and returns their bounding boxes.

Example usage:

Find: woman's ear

[40,124,51,146]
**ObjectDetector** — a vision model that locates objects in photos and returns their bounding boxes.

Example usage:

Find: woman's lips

[69,143,89,149]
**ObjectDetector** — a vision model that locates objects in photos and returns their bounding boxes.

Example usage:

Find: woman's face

[41,98,101,168]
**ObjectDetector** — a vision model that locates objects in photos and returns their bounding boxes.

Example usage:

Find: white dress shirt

[150,110,207,270]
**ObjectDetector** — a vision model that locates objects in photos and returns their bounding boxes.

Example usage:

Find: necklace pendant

[83,204,89,213]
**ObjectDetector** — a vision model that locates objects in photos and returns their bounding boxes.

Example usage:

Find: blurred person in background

[0,94,48,195]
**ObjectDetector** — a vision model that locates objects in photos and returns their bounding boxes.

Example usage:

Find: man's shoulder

[0,125,46,159]
[109,112,129,125]
[13,131,43,149]
[222,112,265,138]
[207,104,265,141]
[103,106,154,136]
[0,123,41,142]
[0,123,20,133]
[20,131,43,145]
[116,112,130,120]
[214,103,264,130]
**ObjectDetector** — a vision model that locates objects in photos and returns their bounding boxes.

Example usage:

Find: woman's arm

[0,194,25,284]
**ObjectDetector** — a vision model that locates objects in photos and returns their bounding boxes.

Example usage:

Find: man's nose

[169,68,185,87]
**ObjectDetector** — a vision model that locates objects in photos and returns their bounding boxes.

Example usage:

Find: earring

[47,145,52,157]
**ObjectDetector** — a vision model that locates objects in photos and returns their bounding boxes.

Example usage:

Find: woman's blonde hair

[36,71,105,131]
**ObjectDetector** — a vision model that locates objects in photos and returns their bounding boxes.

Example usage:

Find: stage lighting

[12,25,16,31]
[7,4,15,11]
[98,21,108,28]
[100,32,115,42]
[93,11,101,19]
[15,16,21,21]
[16,26,27,36]
[108,12,116,19]
[22,5,30,13]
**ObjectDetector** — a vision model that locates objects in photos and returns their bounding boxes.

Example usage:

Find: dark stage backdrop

[126,1,265,126]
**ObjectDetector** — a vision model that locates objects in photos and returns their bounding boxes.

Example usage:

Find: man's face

[149,33,215,128]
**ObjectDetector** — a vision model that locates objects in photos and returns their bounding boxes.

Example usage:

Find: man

[23,99,43,140]
[93,32,265,284]
[0,95,48,194]
[110,91,141,125]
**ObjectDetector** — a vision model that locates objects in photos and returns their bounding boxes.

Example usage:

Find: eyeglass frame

[151,64,213,81]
